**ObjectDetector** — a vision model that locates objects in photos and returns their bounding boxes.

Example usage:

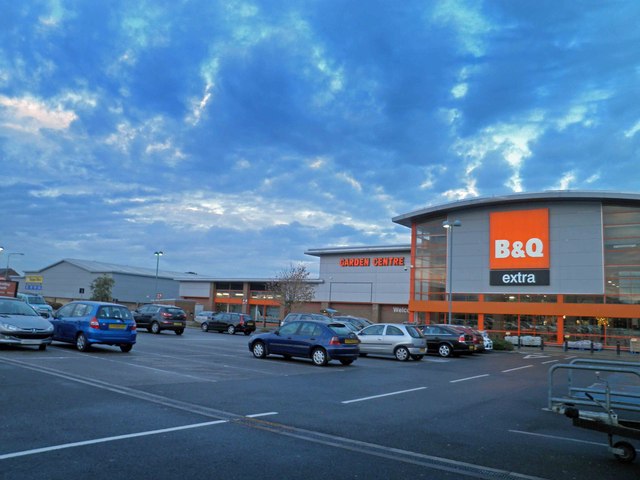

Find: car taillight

[161,312,172,318]
[329,336,341,345]
[458,334,465,342]
[239,318,244,326]
[90,317,100,329]
[132,323,137,331]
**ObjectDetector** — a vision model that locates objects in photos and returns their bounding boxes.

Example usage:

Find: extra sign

[489,208,550,286]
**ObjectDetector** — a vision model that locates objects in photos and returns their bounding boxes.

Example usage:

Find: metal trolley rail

[547,359,640,463]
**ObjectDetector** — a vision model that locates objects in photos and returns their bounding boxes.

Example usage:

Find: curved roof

[392,190,640,227]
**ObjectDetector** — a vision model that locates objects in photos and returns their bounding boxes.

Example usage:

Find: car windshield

[27,295,47,305]
[166,308,185,315]
[328,323,352,336]
[0,299,38,316]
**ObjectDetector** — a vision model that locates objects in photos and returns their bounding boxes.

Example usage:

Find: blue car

[248,320,360,366]
[51,301,137,352]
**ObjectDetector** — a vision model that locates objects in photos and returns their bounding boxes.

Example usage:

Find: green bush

[492,337,515,351]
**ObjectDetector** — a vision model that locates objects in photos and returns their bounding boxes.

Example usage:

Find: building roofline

[305,245,411,257]
[392,190,640,227]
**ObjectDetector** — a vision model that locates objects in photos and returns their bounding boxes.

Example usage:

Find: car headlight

[0,322,19,332]
[46,324,54,332]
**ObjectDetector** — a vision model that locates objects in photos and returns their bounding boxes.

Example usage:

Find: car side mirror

[274,330,280,336]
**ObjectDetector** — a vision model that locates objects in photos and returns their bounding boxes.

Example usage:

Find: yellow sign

[26,275,43,283]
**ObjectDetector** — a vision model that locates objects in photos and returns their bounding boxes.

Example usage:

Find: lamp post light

[154,251,164,299]
[443,219,461,325]
[6,253,24,279]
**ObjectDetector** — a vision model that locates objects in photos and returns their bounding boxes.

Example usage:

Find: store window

[603,205,640,305]
[414,217,447,301]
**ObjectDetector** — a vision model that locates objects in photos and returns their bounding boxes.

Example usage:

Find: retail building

[392,191,640,349]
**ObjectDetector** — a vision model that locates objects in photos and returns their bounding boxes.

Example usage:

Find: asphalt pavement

[1,327,639,480]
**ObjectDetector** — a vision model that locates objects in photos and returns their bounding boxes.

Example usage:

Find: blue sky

[1,0,639,277]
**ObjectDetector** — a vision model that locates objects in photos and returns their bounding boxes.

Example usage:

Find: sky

[1,0,639,278]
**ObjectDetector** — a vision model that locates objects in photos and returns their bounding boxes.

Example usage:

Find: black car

[418,324,474,357]
[133,304,187,335]
[201,312,255,335]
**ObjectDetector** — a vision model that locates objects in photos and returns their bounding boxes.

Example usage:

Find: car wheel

[411,354,424,361]
[311,348,328,366]
[38,344,47,351]
[339,359,354,366]
[394,346,410,361]
[146,326,153,333]
[120,344,133,353]
[175,329,184,335]
[438,343,453,357]
[76,333,90,352]
[227,325,236,335]
[252,341,267,359]
[151,322,161,334]
[201,322,209,332]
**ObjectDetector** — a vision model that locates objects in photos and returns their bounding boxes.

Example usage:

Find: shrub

[492,337,515,351]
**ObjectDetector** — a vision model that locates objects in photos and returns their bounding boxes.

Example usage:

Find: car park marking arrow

[522,354,551,359]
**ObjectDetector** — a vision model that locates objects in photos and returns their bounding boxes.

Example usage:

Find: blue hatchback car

[248,320,360,366]
[51,301,137,352]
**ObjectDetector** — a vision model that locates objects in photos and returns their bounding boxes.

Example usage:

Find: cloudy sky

[1,0,639,278]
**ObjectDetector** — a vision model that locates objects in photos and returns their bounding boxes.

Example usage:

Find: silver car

[356,323,427,361]
[0,296,54,350]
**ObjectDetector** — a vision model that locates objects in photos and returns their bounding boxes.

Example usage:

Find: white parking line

[450,374,489,383]
[341,387,427,404]
[0,420,228,460]
[502,365,533,373]
[509,429,606,447]
[542,360,559,365]
[246,412,278,418]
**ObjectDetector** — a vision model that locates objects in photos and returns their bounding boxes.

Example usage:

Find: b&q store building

[180,191,640,350]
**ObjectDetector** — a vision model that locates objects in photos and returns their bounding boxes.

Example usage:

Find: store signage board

[489,209,550,286]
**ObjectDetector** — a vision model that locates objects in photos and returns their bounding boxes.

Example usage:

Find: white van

[16,293,54,317]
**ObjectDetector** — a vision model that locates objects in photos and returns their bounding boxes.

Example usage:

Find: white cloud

[451,83,468,99]
[554,171,577,190]
[0,95,77,133]
[336,172,362,192]
[432,0,494,57]
[624,120,640,138]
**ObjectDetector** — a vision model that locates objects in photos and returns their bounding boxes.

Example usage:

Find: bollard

[518,336,521,349]
[564,340,568,352]
[616,341,621,356]
[590,340,594,354]
[540,337,544,351]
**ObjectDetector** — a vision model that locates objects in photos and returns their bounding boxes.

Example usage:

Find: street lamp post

[443,219,461,324]
[154,251,164,299]
[6,253,24,279]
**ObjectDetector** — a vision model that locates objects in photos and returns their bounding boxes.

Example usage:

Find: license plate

[21,339,41,345]
[345,338,358,344]
[174,322,184,326]
[419,348,426,353]
[469,345,475,351]
[110,324,126,329]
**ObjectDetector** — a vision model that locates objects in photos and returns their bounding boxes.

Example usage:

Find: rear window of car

[97,306,132,319]
[328,323,353,336]
[405,326,423,338]
[165,308,185,315]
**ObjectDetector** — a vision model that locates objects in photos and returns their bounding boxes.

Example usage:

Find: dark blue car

[51,301,137,352]
[248,320,359,366]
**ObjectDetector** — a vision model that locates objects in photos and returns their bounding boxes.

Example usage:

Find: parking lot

[1,328,639,480]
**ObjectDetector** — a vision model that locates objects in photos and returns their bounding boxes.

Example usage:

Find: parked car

[0,296,54,350]
[248,320,359,366]
[332,315,372,331]
[50,301,136,352]
[418,324,475,357]
[479,330,493,351]
[201,312,255,335]
[16,292,54,318]
[133,304,186,334]
[356,323,426,361]
[450,325,485,353]
[194,310,215,324]
[280,312,332,326]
